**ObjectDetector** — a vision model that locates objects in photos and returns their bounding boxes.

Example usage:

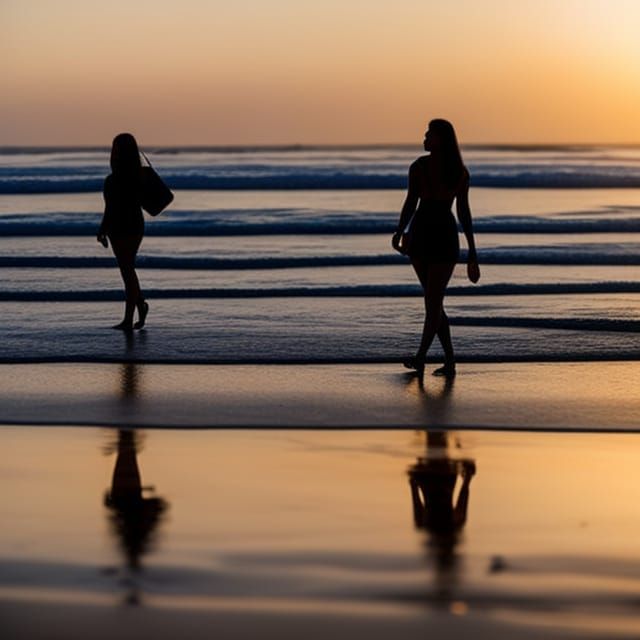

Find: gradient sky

[2,0,640,145]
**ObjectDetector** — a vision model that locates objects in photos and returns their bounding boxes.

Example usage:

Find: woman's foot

[432,362,456,377]
[134,301,149,330]
[402,354,426,376]
[112,320,133,332]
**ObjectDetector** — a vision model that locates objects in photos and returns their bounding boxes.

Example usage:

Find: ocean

[3,146,640,638]
[1,144,640,364]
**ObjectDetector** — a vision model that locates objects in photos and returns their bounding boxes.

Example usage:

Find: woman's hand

[97,232,108,248]
[391,231,402,253]
[467,254,480,283]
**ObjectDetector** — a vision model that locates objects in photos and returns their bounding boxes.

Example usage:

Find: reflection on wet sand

[119,330,145,399]
[103,359,168,605]
[408,431,475,606]
[6,411,640,638]
[104,429,168,605]
[405,372,476,606]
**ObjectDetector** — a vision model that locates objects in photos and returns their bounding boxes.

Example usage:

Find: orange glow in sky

[2,0,640,145]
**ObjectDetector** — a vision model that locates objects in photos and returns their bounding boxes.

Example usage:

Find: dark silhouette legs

[109,234,146,330]
[436,310,454,366]
[410,258,456,375]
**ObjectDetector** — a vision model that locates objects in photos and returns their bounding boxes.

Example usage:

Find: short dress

[102,173,145,237]
[408,197,460,264]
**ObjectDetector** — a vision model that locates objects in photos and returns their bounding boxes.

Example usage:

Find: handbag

[139,151,174,216]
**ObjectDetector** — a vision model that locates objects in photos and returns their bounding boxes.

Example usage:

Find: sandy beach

[2,361,640,639]
[4,600,635,640]
[3,424,640,639]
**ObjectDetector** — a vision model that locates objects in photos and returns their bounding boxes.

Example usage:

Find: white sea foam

[2,145,640,192]
[1,147,640,363]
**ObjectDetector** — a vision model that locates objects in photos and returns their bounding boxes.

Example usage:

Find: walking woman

[392,119,479,377]
[97,133,149,331]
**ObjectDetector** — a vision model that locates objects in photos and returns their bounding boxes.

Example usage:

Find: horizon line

[2,142,640,152]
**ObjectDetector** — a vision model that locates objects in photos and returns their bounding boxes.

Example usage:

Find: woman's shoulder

[409,155,430,173]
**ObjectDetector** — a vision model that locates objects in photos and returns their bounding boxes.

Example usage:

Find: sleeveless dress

[408,197,460,264]
[102,173,145,237]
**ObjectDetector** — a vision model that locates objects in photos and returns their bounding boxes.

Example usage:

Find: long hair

[428,119,465,189]
[110,133,141,178]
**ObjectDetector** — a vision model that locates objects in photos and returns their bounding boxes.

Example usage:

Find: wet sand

[2,361,640,637]
[0,361,639,430]
[3,601,625,640]
[2,426,640,638]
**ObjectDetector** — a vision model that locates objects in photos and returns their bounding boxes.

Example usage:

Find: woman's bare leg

[411,258,456,370]
[436,310,455,371]
[110,235,144,330]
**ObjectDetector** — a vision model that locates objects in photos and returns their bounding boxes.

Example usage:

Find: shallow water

[2,147,640,364]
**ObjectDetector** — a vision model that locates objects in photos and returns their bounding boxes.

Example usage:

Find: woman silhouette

[97,133,149,331]
[392,120,479,377]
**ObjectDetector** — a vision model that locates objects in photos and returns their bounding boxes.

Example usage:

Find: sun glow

[2,0,640,144]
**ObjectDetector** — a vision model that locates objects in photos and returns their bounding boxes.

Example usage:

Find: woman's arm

[456,171,480,283]
[392,162,420,251]
[97,176,110,247]
[453,460,475,526]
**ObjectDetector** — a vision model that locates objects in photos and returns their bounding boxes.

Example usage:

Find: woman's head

[423,119,464,187]
[110,133,141,176]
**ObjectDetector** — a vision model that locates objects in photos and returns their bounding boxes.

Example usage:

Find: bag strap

[140,151,154,169]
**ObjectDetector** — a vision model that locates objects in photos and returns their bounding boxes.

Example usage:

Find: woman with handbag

[97,133,149,331]
[392,119,480,377]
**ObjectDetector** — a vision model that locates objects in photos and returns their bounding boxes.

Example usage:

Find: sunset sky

[2,0,640,145]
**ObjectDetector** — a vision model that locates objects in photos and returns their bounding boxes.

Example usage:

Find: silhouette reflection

[404,366,456,425]
[103,360,168,605]
[406,375,475,605]
[119,362,140,400]
[408,431,475,605]
[120,328,146,389]
[104,429,168,605]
